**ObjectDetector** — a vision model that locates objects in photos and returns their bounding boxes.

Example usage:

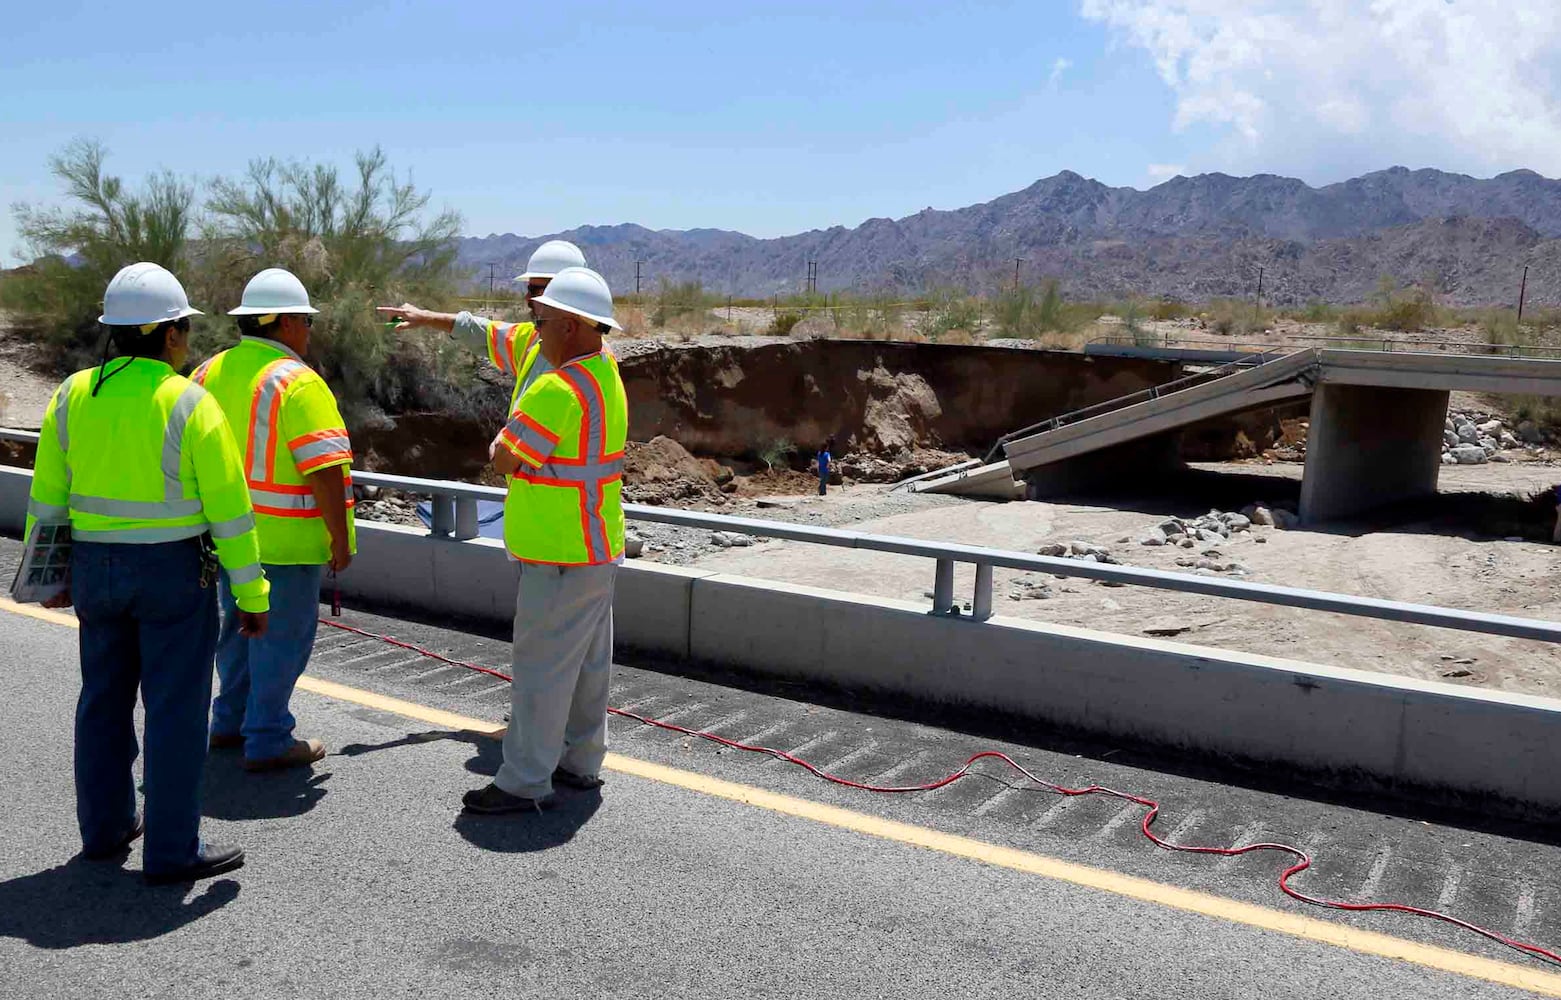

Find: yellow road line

[0,597,77,628]
[7,598,1559,995]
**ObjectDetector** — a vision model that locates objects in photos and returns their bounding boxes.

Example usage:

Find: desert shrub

[768,310,806,336]
[651,279,708,327]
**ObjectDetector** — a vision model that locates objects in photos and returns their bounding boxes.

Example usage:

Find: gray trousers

[495,561,617,800]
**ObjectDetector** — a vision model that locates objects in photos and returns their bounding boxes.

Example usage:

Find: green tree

[2,139,197,369]
[201,148,467,422]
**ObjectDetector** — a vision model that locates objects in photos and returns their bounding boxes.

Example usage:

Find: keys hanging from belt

[198,535,220,589]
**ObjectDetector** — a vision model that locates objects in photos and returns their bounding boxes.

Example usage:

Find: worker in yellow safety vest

[24,262,266,884]
[192,268,355,772]
[379,265,628,812]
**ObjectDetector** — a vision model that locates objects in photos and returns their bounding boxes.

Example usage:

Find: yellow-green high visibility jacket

[191,337,356,566]
[26,359,270,613]
[494,350,628,565]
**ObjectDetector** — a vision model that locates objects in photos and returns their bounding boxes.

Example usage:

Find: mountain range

[455,168,1561,307]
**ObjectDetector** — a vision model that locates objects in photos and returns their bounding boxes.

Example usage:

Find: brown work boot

[208,732,243,751]
[243,738,326,773]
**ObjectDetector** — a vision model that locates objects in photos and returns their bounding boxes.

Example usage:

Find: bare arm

[306,467,353,572]
[376,303,457,335]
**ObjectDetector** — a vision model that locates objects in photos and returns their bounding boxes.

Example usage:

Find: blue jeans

[71,538,217,874]
[212,563,324,760]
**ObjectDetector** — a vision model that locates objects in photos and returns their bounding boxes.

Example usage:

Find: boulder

[1517,420,1545,444]
[1038,543,1068,557]
[1443,430,1460,448]
[1140,528,1167,547]
[1478,419,1505,437]
[624,533,645,559]
[1273,509,1301,530]
[1457,423,1481,444]
[1224,514,1252,531]
[1450,444,1488,465]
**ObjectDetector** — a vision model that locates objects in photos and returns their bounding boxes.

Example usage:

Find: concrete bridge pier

[1299,383,1449,524]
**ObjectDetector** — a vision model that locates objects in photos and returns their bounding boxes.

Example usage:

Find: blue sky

[4,0,1559,264]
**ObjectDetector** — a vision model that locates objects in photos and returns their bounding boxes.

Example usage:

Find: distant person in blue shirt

[817,437,834,496]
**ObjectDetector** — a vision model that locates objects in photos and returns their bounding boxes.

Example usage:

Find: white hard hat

[98,262,204,326]
[515,240,587,282]
[531,266,622,331]
[228,267,319,316]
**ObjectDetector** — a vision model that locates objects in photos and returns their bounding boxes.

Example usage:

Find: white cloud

[1078,0,1561,178]
[1146,163,1188,182]
[1049,57,1073,88]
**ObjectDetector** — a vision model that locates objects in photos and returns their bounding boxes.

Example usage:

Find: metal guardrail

[5,426,1561,641]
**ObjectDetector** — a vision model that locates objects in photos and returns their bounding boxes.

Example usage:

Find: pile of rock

[1037,540,1122,564]
[1137,508,1276,547]
[1174,554,1252,577]
[1441,410,1543,466]
[352,486,424,528]
[1008,577,1055,601]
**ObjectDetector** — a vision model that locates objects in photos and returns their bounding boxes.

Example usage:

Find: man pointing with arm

[382,267,627,812]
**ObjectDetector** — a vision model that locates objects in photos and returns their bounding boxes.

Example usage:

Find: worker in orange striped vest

[193,268,355,772]
[380,265,627,813]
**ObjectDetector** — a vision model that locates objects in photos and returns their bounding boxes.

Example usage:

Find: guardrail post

[430,494,455,537]
[454,497,479,541]
[972,563,993,622]
[932,558,955,615]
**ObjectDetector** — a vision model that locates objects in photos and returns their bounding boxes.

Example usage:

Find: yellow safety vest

[192,337,356,566]
[26,359,270,613]
[495,350,628,565]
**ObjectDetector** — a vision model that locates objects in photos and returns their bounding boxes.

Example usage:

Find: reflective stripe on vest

[27,498,69,523]
[249,478,355,519]
[289,430,352,471]
[55,371,82,486]
[162,383,204,502]
[511,360,622,563]
[248,359,309,483]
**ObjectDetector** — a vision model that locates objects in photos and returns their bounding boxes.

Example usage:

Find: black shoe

[82,813,145,861]
[462,783,548,814]
[144,844,245,886]
[552,767,604,791]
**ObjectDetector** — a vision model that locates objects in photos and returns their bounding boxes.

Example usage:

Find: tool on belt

[198,535,220,589]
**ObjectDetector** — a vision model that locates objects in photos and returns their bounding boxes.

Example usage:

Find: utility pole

[1255,266,1265,308]
[1013,257,1025,292]
[487,262,497,299]
[805,260,818,295]
[634,260,644,297]
[1518,265,1530,324]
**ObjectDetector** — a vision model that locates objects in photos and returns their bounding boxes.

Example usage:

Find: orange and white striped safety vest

[193,337,356,565]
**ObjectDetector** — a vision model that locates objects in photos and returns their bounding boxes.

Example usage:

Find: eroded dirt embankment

[353,339,1308,483]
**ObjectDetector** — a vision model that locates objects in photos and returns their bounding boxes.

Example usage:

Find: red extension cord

[318,616,1561,969]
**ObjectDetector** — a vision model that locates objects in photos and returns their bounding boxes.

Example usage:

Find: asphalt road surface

[3,580,1561,997]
